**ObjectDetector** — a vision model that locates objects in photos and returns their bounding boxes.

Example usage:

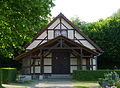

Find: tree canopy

[0,0,55,58]
[71,9,120,69]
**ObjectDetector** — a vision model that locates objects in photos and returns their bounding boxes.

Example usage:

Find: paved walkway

[2,79,73,88]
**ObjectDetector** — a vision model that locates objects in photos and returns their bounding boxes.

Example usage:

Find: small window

[35,59,41,65]
[55,30,61,37]
[61,30,67,37]
[55,30,67,37]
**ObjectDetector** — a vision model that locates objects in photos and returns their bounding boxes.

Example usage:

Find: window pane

[55,30,60,37]
[61,30,67,37]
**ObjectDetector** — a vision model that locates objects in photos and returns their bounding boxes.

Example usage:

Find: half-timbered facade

[15,13,102,79]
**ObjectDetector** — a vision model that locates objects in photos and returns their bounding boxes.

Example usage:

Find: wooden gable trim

[25,13,103,53]
[58,13,103,53]
[32,13,63,41]
[15,35,98,61]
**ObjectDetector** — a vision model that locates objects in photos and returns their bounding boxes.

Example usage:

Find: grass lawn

[72,81,100,88]
[2,80,33,88]
[11,80,33,85]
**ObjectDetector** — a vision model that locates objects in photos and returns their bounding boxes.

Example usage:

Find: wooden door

[52,51,70,74]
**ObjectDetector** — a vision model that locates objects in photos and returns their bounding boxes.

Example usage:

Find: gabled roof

[28,13,102,52]
[15,35,99,60]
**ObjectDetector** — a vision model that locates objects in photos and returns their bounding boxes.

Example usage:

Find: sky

[51,0,120,22]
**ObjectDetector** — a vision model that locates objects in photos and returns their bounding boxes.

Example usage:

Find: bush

[117,85,120,88]
[1,68,17,84]
[98,71,120,87]
[0,69,2,87]
[73,70,120,81]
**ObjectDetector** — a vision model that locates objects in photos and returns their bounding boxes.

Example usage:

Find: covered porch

[18,36,98,76]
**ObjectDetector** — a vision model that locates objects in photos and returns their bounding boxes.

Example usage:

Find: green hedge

[0,69,2,87]
[73,70,120,81]
[0,68,17,84]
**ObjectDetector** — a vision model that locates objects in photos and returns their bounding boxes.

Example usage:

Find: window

[55,30,67,37]
[55,30,61,37]
[61,30,67,37]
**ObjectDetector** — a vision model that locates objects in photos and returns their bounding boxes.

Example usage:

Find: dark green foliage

[0,68,17,84]
[0,69,2,87]
[0,0,55,58]
[71,9,120,69]
[116,85,120,88]
[73,70,120,81]
[0,56,21,70]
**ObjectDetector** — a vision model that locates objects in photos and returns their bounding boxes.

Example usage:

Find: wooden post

[60,37,63,48]
[80,48,82,69]
[29,54,32,74]
[40,50,44,74]
[91,55,94,70]
[77,56,80,70]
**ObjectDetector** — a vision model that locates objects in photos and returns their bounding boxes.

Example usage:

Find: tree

[112,9,120,17]
[0,0,55,58]
[71,9,120,69]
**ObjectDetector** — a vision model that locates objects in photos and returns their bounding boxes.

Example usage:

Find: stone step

[44,74,72,79]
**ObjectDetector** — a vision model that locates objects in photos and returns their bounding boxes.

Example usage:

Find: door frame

[52,50,70,74]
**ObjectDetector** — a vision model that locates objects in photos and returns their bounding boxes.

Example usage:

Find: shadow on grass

[72,80,99,88]
[74,86,89,88]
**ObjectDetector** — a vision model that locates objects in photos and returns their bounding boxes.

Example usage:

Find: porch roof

[15,35,99,61]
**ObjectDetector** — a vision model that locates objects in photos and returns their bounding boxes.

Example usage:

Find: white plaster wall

[26,40,41,49]
[70,59,77,65]
[75,31,85,39]
[35,59,41,65]
[90,58,92,65]
[61,18,73,29]
[48,30,54,39]
[40,40,47,45]
[80,40,95,49]
[68,30,74,39]
[31,66,33,73]
[55,24,60,29]
[19,75,31,81]
[39,75,43,80]
[93,59,96,65]
[74,40,80,44]
[93,66,96,70]
[35,66,40,73]
[70,54,75,57]
[82,59,86,65]
[44,66,52,73]
[44,59,51,65]
[70,66,77,73]
[48,18,60,29]
[37,31,47,39]
[82,66,87,70]
[61,24,67,29]
[46,53,52,57]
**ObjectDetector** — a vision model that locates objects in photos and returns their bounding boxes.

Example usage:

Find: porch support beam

[60,37,63,48]
[42,43,59,57]
[91,55,94,70]
[80,48,82,69]
[29,54,32,75]
[40,50,44,74]
[63,43,82,57]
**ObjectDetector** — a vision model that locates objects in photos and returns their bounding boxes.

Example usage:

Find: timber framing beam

[63,43,82,57]
[42,47,81,49]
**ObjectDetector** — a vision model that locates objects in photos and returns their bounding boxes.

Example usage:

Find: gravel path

[2,79,73,88]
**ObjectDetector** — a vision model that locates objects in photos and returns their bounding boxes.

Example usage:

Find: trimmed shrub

[1,68,17,84]
[0,69,2,87]
[73,70,120,81]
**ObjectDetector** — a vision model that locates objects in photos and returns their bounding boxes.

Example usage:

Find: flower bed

[98,71,120,88]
